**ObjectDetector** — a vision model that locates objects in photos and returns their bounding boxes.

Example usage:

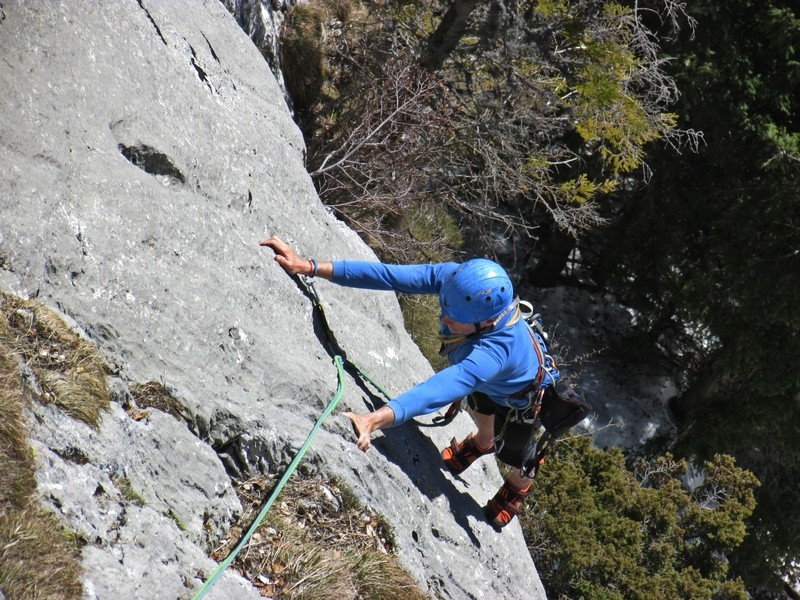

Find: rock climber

[260,235,554,529]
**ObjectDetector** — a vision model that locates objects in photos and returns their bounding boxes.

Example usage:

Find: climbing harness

[193,276,392,599]
[492,301,561,456]
[437,298,589,479]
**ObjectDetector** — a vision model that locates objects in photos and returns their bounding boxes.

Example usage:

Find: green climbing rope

[192,354,347,599]
[193,274,398,599]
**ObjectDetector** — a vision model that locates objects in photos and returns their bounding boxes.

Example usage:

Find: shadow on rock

[365,410,487,547]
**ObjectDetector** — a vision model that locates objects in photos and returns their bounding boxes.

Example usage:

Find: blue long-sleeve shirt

[331,260,543,425]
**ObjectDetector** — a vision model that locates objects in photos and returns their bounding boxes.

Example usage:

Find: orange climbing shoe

[441,434,494,474]
[485,480,532,529]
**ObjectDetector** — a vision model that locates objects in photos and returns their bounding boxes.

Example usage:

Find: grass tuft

[113,475,147,507]
[0,505,84,599]
[0,304,85,599]
[211,475,426,600]
[0,345,37,510]
[130,380,189,421]
[0,291,109,428]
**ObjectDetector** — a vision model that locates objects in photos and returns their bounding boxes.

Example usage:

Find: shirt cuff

[385,400,406,426]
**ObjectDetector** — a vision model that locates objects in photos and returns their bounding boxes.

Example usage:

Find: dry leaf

[272,561,286,574]
[127,408,148,421]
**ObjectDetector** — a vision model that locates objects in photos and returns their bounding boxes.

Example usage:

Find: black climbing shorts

[467,391,533,469]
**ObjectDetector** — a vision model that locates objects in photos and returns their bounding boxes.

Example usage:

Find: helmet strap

[474,296,520,335]
[474,321,493,335]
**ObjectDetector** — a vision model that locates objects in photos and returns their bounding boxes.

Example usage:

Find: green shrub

[521,435,757,600]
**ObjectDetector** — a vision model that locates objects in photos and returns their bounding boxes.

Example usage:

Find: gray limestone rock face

[0,1,546,599]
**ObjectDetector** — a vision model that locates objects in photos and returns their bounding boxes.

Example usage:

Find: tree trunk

[420,0,480,72]
[670,356,723,424]
[529,229,576,287]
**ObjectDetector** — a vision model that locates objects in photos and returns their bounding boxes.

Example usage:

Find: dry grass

[0,291,109,428]
[0,505,84,600]
[130,380,189,422]
[213,475,428,600]
[0,345,37,510]
[0,292,86,599]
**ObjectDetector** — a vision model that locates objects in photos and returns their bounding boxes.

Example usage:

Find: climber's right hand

[343,406,396,453]
[259,236,313,276]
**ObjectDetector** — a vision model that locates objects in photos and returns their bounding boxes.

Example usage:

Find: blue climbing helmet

[439,259,514,324]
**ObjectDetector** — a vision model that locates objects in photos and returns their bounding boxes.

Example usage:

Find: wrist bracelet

[309,259,318,277]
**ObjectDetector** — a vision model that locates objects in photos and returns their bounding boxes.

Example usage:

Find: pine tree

[523,436,758,599]
[600,0,800,591]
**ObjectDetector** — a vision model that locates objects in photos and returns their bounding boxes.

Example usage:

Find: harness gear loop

[494,386,545,453]
[444,399,463,419]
